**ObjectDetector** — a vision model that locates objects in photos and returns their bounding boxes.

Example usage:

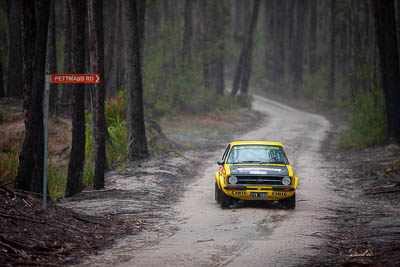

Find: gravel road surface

[115,95,333,266]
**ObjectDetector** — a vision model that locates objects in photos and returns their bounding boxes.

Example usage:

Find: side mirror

[217,160,224,165]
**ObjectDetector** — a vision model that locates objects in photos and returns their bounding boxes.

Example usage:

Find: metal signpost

[42,74,100,211]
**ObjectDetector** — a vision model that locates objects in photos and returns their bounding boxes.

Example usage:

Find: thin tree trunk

[214,0,226,95]
[123,0,148,161]
[201,0,210,89]
[231,0,260,96]
[88,0,106,190]
[182,0,193,66]
[107,0,122,98]
[292,0,307,96]
[0,48,4,98]
[65,0,86,197]
[328,0,336,99]
[6,0,23,98]
[61,0,72,104]
[137,0,146,69]
[309,0,317,74]
[46,0,58,116]
[370,0,400,142]
[16,0,50,196]
[240,0,261,95]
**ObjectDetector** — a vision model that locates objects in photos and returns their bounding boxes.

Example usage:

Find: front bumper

[223,185,295,200]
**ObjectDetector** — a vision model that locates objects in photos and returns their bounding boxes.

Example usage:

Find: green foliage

[0,134,22,188]
[105,91,128,165]
[83,110,94,188]
[339,88,387,148]
[47,165,67,200]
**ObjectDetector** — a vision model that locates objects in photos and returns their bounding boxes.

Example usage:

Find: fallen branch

[72,213,111,227]
[0,213,45,224]
[196,239,214,243]
[365,189,400,195]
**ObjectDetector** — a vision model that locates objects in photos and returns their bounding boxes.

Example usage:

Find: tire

[220,188,231,209]
[215,182,221,204]
[283,193,296,209]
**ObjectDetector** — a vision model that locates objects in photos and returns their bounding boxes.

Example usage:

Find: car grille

[234,175,284,186]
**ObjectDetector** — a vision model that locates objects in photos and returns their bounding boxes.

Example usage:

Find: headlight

[228,175,238,184]
[282,176,291,185]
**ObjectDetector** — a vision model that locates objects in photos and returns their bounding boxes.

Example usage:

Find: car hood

[228,165,289,176]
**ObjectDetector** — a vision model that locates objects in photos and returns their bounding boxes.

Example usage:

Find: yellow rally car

[215,141,298,209]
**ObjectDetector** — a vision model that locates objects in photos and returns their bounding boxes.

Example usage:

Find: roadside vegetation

[0,0,398,214]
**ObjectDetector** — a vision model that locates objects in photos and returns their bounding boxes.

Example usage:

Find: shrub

[339,88,386,148]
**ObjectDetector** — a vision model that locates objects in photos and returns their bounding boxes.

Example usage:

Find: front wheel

[219,188,231,209]
[281,193,296,209]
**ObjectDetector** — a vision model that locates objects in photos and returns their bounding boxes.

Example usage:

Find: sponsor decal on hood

[230,165,289,176]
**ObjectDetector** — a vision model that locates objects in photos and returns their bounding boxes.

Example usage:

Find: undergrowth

[339,88,386,148]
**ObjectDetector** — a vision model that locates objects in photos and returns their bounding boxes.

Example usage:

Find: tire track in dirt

[114,95,335,267]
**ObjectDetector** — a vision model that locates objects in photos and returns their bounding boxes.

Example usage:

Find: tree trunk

[240,0,261,95]
[21,0,36,127]
[292,0,307,96]
[107,0,122,98]
[65,0,86,197]
[213,0,226,95]
[15,0,50,196]
[350,0,362,99]
[182,0,193,66]
[328,0,336,100]
[231,0,260,96]
[200,0,210,89]
[88,0,106,190]
[309,0,318,74]
[6,0,23,98]
[0,48,4,98]
[61,0,72,104]
[137,0,146,69]
[370,0,400,143]
[123,0,148,161]
[46,0,58,116]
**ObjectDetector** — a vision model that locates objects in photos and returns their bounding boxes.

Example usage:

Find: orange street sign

[51,74,100,84]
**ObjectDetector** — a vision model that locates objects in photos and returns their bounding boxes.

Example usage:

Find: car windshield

[226,145,289,164]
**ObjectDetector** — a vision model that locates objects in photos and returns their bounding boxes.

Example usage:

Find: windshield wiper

[233,161,263,164]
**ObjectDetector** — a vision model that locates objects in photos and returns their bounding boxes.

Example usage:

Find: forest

[1,0,400,266]
[0,0,399,199]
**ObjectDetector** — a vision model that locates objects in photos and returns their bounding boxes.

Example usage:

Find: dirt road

[106,95,332,266]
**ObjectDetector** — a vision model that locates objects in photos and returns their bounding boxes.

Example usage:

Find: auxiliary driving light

[228,175,238,184]
[282,176,291,185]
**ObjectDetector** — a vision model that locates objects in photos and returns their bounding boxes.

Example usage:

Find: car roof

[229,141,284,147]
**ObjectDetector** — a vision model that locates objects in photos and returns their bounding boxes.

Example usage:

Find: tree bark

[65,0,86,197]
[46,0,58,116]
[88,0,106,190]
[0,48,4,98]
[240,0,261,95]
[231,0,260,96]
[107,0,122,98]
[309,0,318,74]
[15,0,50,196]
[370,0,400,143]
[213,0,226,95]
[292,0,307,96]
[61,0,72,104]
[328,0,336,100]
[123,0,148,161]
[182,0,193,66]
[21,0,35,127]
[6,0,23,98]
[200,0,210,89]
